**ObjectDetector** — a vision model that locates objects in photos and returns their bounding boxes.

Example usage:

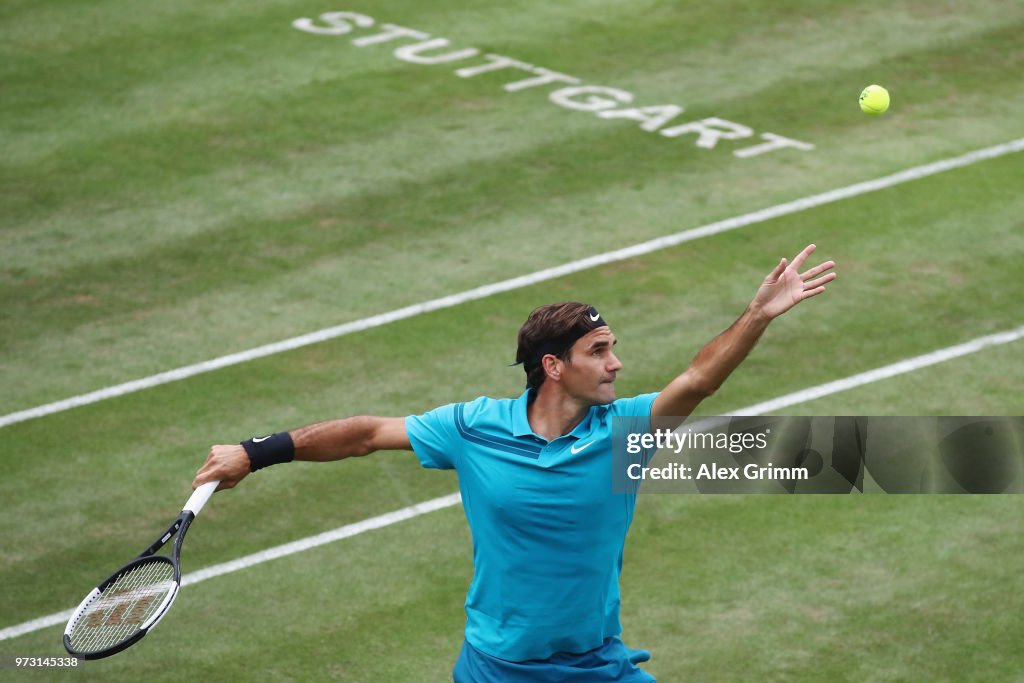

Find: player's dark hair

[515,302,607,390]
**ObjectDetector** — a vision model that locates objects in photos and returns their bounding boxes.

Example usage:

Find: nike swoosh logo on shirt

[570,440,597,454]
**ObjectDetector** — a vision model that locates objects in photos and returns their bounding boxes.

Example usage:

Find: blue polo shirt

[405,389,658,664]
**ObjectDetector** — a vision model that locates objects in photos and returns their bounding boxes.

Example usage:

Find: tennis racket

[63,480,220,659]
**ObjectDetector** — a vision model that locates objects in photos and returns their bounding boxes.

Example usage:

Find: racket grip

[183,480,220,516]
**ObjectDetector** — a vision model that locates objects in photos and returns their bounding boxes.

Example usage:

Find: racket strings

[68,560,176,653]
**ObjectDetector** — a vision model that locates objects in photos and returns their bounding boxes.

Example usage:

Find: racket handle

[183,480,220,516]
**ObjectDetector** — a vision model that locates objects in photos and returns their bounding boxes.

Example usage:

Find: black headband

[520,306,607,373]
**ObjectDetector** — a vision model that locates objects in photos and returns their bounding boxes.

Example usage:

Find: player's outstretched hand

[751,243,836,320]
[193,444,250,491]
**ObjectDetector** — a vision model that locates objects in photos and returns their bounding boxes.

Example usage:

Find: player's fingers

[193,462,219,488]
[800,285,827,300]
[790,243,817,271]
[192,448,218,488]
[194,448,232,489]
[207,445,250,490]
[194,467,238,491]
[803,272,836,289]
[191,470,208,490]
[800,260,835,281]
[766,257,787,280]
[203,446,221,464]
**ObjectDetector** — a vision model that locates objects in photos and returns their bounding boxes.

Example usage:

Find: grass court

[2,1,1023,680]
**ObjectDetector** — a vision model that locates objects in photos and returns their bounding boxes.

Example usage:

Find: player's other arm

[193,416,411,491]
[652,308,771,421]
[652,244,835,422]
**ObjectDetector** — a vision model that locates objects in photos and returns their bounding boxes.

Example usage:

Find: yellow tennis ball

[859,84,890,115]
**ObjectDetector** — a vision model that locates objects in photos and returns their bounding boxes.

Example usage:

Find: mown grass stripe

[3,138,1022,431]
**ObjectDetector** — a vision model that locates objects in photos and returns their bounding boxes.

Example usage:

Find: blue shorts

[453,636,656,683]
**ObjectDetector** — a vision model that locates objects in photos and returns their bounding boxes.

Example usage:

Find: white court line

[732,325,1024,415]
[2,137,1023,430]
[3,323,1022,642]
[0,493,462,643]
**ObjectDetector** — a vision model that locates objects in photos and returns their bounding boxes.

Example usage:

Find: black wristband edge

[241,432,295,472]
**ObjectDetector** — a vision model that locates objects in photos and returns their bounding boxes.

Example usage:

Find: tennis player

[194,244,835,682]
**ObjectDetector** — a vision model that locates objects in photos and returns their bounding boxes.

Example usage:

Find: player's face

[563,327,622,405]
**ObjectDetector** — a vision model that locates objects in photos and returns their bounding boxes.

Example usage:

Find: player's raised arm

[651,244,835,421]
[193,416,411,491]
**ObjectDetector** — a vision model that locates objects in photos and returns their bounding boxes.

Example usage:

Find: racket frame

[63,482,217,659]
